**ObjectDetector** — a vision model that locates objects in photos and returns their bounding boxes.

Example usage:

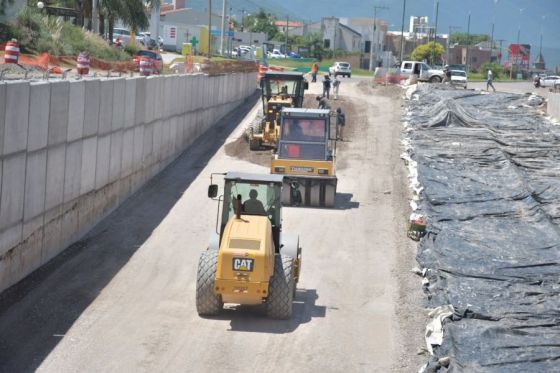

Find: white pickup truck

[399,61,444,83]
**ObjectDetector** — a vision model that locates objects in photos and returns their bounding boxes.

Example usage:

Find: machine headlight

[318,168,329,175]
[274,167,285,173]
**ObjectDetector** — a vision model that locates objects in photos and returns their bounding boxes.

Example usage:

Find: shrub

[480,62,504,79]
[9,7,130,61]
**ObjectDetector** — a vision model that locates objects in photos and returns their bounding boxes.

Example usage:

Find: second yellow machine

[271,108,338,208]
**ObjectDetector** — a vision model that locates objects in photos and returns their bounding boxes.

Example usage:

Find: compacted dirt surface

[0,77,427,372]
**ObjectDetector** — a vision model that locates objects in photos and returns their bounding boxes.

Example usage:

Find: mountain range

[183,0,560,69]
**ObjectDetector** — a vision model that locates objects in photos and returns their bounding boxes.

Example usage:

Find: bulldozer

[270,108,338,208]
[249,71,308,150]
[196,172,302,319]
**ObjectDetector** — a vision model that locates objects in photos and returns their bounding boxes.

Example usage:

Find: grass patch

[266,57,372,76]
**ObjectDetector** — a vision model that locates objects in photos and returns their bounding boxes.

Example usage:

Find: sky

[283,0,560,69]
[186,0,560,69]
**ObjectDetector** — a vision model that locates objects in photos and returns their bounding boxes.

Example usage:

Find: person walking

[322,74,331,98]
[336,107,346,141]
[311,62,319,82]
[332,75,341,99]
[443,65,451,83]
[487,69,496,92]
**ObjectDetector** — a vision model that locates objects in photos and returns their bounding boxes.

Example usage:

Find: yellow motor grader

[270,108,338,208]
[196,172,302,319]
[249,71,308,150]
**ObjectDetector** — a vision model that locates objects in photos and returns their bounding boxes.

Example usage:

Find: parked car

[111,27,142,45]
[329,61,351,78]
[133,50,163,74]
[450,69,468,89]
[268,49,286,59]
[399,61,444,82]
[139,32,163,50]
[287,51,301,59]
[539,75,560,88]
[448,64,466,72]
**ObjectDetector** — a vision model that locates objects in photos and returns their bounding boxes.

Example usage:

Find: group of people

[320,74,341,100]
[310,63,346,141]
[311,63,341,100]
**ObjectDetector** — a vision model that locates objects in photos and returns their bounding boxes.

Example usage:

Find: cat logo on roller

[232,258,254,272]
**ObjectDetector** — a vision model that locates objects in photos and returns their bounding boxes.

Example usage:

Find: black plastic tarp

[405,85,560,372]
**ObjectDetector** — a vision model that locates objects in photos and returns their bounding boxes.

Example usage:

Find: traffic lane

[29,80,417,372]
[468,81,553,98]
[0,93,261,373]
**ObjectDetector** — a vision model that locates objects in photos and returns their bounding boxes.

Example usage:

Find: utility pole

[515,27,520,78]
[495,39,505,64]
[465,12,471,73]
[208,0,212,57]
[241,9,245,32]
[370,5,389,71]
[228,6,233,56]
[399,0,407,64]
[447,26,460,65]
[431,0,439,65]
[92,0,98,33]
[333,22,336,60]
[286,15,289,55]
[220,0,227,55]
[490,22,494,63]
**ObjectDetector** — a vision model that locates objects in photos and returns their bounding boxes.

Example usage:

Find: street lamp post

[208,0,212,57]
[370,5,389,71]
[220,0,227,55]
[465,12,471,73]
[399,0,407,64]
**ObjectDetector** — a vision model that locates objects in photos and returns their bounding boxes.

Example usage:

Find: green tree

[0,0,14,15]
[244,8,277,40]
[304,32,324,60]
[410,42,444,63]
[480,62,504,79]
[450,32,490,45]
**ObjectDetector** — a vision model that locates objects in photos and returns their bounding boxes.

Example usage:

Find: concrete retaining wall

[548,92,560,121]
[0,72,256,292]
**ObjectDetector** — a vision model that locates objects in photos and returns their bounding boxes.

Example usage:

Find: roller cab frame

[196,172,302,319]
[271,108,338,208]
[249,71,308,150]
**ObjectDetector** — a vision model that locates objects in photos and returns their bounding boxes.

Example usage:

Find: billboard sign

[508,44,531,70]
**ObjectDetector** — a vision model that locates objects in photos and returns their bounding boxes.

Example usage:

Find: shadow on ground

[0,92,260,373]
[202,288,326,334]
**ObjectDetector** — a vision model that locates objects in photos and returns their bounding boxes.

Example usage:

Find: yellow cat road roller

[196,172,302,319]
[249,71,308,150]
[270,108,338,208]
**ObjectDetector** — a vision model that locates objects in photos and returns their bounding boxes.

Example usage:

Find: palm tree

[119,0,148,46]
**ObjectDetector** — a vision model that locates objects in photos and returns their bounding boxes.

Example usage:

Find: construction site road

[0,78,426,373]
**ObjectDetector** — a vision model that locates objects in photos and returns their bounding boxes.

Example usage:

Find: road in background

[0,79,426,372]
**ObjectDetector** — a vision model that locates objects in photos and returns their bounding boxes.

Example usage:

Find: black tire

[430,76,442,83]
[266,255,295,319]
[196,250,222,316]
[249,136,261,150]
[348,74,351,78]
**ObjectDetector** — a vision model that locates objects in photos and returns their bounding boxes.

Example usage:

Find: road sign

[210,30,234,37]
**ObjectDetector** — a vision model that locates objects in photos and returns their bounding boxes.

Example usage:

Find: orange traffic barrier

[4,39,19,64]
[139,57,153,76]
[76,52,90,75]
